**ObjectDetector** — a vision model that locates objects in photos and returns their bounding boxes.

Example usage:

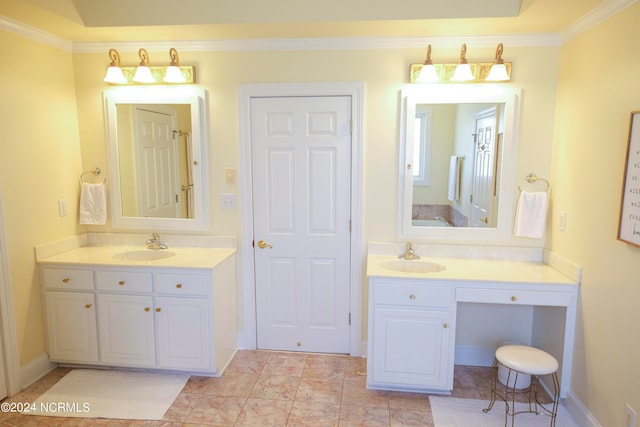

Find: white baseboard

[454,345,495,366]
[564,389,602,427]
[20,353,56,390]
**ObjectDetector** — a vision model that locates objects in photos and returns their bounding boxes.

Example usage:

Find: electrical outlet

[559,211,567,231]
[57,199,68,217]
[625,404,637,427]
[220,193,236,209]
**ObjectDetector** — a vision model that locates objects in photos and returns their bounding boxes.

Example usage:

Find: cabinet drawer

[457,287,572,307]
[374,282,453,308]
[96,271,152,293]
[154,273,208,296]
[43,268,94,291]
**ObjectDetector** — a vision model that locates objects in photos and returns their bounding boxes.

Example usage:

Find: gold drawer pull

[62,278,70,283]
[409,294,416,299]
[511,296,517,302]
[144,307,150,312]
[443,323,449,329]
[155,308,161,312]
[176,284,182,289]
[118,281,125,286]
[85,304,92,309]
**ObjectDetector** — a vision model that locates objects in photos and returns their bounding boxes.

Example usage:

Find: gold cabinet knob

[409,294,416,299]
[257,240,273,249]
[297,341,302,347]
[155,308,161,312]
[118,281,125,286]
[511,296,517,302]
[62,278,70,283]
[443,323,449,329]
[176,284,182,289]
[480,217,488,224]
[85,304,92,309]
[144,307,150,312]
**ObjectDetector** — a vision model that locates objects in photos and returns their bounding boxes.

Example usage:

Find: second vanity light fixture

[104,48,195,85]
[411,43,512,83]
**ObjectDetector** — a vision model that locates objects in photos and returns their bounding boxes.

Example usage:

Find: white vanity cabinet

[367,278,455,393]
[43,268,98,363]
[41,254,236,376]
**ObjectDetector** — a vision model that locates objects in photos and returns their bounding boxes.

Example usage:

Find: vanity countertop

[367,255,577,286]
[37,245,236,270]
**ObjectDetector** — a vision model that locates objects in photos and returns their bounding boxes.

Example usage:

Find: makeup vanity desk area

[366,254,580,398]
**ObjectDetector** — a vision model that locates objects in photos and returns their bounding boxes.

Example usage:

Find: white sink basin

[112,250,176,261]
[379,259,445,273]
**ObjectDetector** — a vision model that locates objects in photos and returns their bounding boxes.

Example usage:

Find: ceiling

[0,0,615,42]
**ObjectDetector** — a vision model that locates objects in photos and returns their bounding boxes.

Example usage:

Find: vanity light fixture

[416,45,439,83]
[485,43,511,81]
[163,48,186,83]
[132,49,155,83]
[451,44,475,81]
[409,42,512,84]
[103,49,127,84]
[103,48,196,85]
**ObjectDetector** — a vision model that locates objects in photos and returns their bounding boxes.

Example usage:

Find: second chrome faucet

[399,242,420,260]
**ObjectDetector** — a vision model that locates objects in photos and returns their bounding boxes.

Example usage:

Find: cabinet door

[97,294,155,366]
[45,291,98,362]
[155,296,211,370]
[371,308,451,390]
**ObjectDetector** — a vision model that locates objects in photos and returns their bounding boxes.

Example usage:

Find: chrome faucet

[146,233,168,250]
[399,242,420,260]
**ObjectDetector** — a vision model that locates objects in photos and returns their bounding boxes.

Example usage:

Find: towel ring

[80,167,107,184]
[518,173,550,193]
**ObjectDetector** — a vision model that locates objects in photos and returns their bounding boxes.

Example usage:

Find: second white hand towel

[514,191,548,238]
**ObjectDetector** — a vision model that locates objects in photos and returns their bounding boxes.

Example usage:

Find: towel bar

[519,173,550,193]
[80,167,107,184]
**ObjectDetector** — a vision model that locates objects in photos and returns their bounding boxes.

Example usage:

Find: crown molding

[560,0,638,43]
[0,16,72,51]
[72,33,561,53]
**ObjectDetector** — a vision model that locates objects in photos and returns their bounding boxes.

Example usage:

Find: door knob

[257,240,273,249]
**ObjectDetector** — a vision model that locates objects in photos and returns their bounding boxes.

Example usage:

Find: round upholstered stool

[483,345,560,427]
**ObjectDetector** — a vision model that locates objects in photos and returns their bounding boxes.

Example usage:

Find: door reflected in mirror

[115,104,193,219]
[398,85,521,242]
[104,86,209,231]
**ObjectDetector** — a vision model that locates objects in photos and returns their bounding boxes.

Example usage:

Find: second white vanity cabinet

[367,278,455,392]
[40,251,236,376]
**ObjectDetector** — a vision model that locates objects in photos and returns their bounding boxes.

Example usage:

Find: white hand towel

[79,183,107,225]
[447,155,461,202]
[514,191,548,238]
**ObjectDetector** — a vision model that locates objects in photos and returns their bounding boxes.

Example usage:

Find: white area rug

[430,396,580,427]
[25,369,189,420]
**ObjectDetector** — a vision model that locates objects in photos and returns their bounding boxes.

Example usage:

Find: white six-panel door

[133,106,181,218]
[470,107,498,227]
[251,96,352,354]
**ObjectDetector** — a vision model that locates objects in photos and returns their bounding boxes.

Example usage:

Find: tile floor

[0,350,551,426]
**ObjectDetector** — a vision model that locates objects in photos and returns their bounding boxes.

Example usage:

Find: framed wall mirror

[104,86,209,230]
[398,85,521,241]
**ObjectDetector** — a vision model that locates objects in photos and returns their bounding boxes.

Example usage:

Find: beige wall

[549,3,640,426]
[73,45,560,246]
[0,31,84,365]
